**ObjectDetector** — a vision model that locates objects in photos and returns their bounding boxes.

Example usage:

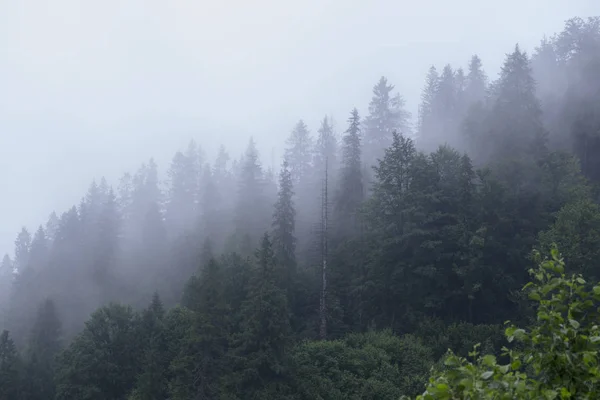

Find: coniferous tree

[313,116,338,179]
[234,138,270,252]
[165,141,201,238]
[172,258,229,400]
[335,108,364,239]
[28,226,48,271]
[13,227,31,272]
[0,330,21,400]
[129,294,169,400]
[55,304,141,400]
[465,54,487,105]
[24,298,62,400]
[284,120,313,185]
[417,66,439,151]
[364,132,418,330]
[272,159,297,290]
[490,45,547,161]
[7,228,34,347]
[363,76,411,174]
[227,234,291,398]
[45,212,60,244]
[432,64,458,144]
[0,256,12,326]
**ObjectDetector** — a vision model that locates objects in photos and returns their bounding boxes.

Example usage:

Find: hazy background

[1,0,598,257]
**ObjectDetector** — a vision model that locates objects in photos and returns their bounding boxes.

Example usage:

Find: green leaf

[481,371,493,380]
[482,354,496,367]
[529,291,541,301]
[569,319,580,329]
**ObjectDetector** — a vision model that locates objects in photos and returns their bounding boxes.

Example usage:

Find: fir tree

[335,108,364,239]
[465,54,487,104]
[165,140,201,237]
[54,304,141,400]
[24,299,62,400]
[0,330,21,399]
[171,258,229,400]
[284,120,313,185]
[417,66,439,151]
[363,76,411,172]
[234,138,269,250]
[272,159,297,290]
[13,227,31,272]
[45,212,60,244]
[227,234,291,398]
[129,294,169,400]
[490,44,547,161]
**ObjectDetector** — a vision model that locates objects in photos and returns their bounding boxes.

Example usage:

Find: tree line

[0,16,598,399]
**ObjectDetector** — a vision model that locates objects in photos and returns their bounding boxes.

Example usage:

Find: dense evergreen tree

[24,299,62,400]
[172,258,229,399]
[1,16,599,399]
[226,234,291,399]
[272,159,297,290]
[0,330,21,400]
[490,45,547,161]
[363,76,411,173]
[55,304,141,400]
[284,120,313,185]
[334,108,363,240]
[13,227,31,272]
[465,54,487,105]
[234,138,271,252]
[417,66,439,151]
[165,140,201,238]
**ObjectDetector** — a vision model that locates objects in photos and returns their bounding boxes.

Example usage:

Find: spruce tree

[227,234,291,398]
[25,299,62,400]
[284,120,313,185]
[13,227,31,272]
[363,76,411,172]
[171,258,229,400]
[54,304,141,400]
[0,330,21,399]
[465,54,487,104]
[234,138,269,250]
[165,140,201,238]
[432,64,458,140]
[313,116,337,179]
[335,108,363,239]
[45,212,60,244]
[417,66,439,151]
[272,159,296,290]
[129,293,169,400]
[490,45,547,161]
[0,256,12,326]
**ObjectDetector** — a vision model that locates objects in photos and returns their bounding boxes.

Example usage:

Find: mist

[2,1,600,398]
[1,0,596,256]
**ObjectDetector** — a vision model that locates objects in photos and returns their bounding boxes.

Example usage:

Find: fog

[0,0,597,256]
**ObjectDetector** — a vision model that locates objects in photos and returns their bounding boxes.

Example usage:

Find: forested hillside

[0,16,599,399]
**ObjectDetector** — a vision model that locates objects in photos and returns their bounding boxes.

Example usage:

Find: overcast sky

[0,0,598,257]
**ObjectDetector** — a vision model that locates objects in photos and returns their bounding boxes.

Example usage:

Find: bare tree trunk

[319,157,328,340]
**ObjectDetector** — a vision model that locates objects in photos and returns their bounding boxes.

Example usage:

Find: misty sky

[1,0,598,257]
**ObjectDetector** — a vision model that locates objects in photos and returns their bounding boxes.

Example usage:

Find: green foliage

[0,330,21,400]
[24,298,62,400]
[291,330,433,399]
[128,294,169,400]
[55,304,141,400]
[414,248,600,399]
[539,198,600,279]
[225,234,292,399]
[169,258,230,399]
